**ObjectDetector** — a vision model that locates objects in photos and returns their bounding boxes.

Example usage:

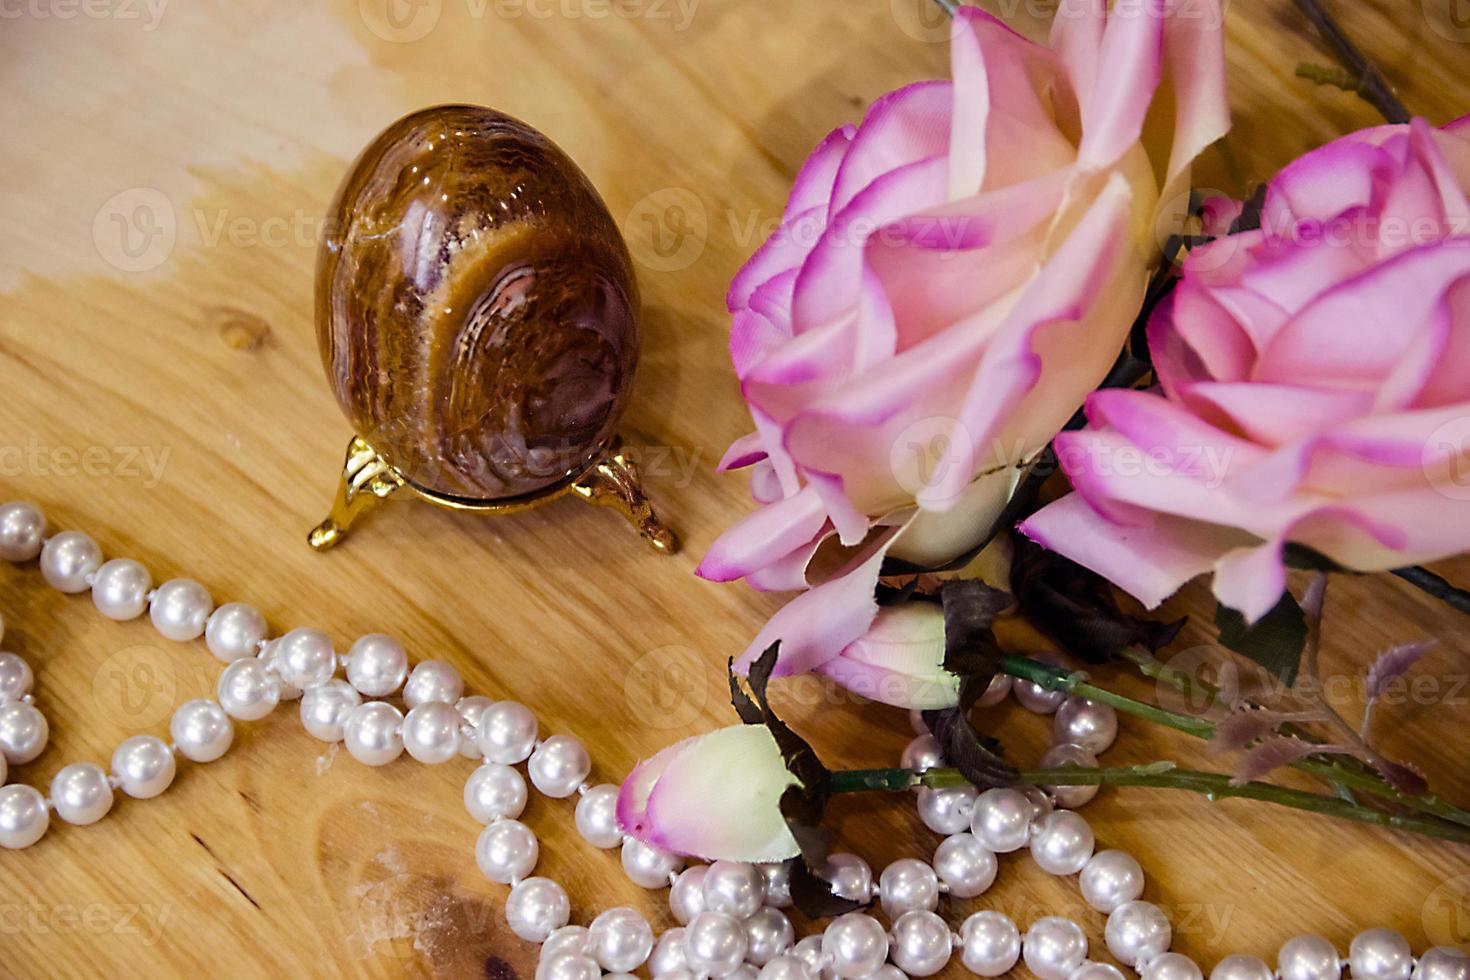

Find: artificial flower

[816,602,958,710]
[617,724,801,862]
[1023,117,1470,622]
[700,0,1230,678]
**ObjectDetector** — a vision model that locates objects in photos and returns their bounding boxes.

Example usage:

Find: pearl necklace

[0,499,1463,980]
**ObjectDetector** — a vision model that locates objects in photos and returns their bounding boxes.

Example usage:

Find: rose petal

[695,485,827,583]
[1021,491,1248,609]
[732,533,895,677]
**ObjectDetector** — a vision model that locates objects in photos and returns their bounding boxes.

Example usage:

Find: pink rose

[618,724,801,862]
[700,0,1229,679]
[1023,117,1470,622]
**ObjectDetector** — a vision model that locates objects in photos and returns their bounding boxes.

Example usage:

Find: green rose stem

[1392,566,1470,618]
[1290,0,1410,124]
[998,653,1470,830]
[826,764,1470,845]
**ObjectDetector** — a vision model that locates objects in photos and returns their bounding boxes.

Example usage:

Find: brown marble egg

[316,104,639,501]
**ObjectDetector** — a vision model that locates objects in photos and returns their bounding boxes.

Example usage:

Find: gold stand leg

[307,436,406,551]
[572,442,679,555]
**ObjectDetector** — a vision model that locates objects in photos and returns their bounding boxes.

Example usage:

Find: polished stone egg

[316,104,639,500]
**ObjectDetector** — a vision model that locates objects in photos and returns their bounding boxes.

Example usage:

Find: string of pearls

[0,499,1465,980]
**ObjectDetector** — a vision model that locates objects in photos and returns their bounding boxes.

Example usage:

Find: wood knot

[207,305,272,351]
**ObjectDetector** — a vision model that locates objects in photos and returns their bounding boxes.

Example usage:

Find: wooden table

[1,0,1468,975]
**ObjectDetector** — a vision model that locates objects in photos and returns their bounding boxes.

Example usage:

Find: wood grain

[0,0,1468,976]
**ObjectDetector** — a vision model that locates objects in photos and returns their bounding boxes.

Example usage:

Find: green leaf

[1214,593,1306,685]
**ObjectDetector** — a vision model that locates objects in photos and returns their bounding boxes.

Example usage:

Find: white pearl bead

[686,910,750,977]
[1071,964,1127,980]
[345,634,408,697]
[1023,784,1055,818]
[900,733,944,771]
[402,701,461,764]
[529,735,591,798]
[0,783,49,848]
[670,865,709,925]
[649,927,688,974]
[621,837,683,888]
[1080,850,1145,913]
[574,783,624,848]
[50,762,114,825]
[1013,651,1068,713]
[476,818,539,883]
[205,603,268,662]
[216,658,280,721]
[478,700,539,764]
[1278,935,1342,980]
[822,912,888,979]
[403,659,463,708]
[149,578,213,641]
[876,858,934,922]
[536,952,600,980]
[917,784,977,835]
[257,641,303,702]
[1415,949,1470,980]
[1054,697,1119,754]
[40,530,101,592]
[890,909,953,976]
[1040,743,1101,808]
[455,695,495,759]
[0,701,48,764]
[1105,900,1172,967]
[757,955,817,980]
[977,672,1012,707]
[1143,952,1205,980]
[790,934,825,972]
[1031,809,1095,875]
[1024,916,1089,980]
[861,968,905,980]
[170,699,234,762]
[822,852,874,902]
[1349,929,1412,980]
[703,860,765,919]
[505,876,570,943]
[933,831,997,897]
[273,627,336,689]
[589,907,654,972]
[544,924,592,959]
[91,558,151,620]
[1209,954,1275,980]
[760,861,793,908]
[970,787,1035,852]
[110,735,175,798]
[343,701,404,766]
[0,651,33,702]
[299,680,361,742]
[743,907,794,966]
[464,762,528,823]
[878,857,939,918]
[0,502,46,562]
